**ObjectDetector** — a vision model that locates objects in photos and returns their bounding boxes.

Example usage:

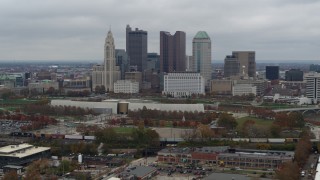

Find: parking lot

[0,120,31,134]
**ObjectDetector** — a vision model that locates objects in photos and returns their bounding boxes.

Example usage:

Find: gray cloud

[0,0,319,61]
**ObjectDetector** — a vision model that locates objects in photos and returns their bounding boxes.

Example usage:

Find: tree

[197,124,214,140]
[217,113,237,131]
[288,112,305,128]
[270,124,281,138]
[3,170,19,180]
[100,85,106,94]
[276,161,300,180]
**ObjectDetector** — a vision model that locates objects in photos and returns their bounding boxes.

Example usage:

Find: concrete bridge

[272,106,320,115]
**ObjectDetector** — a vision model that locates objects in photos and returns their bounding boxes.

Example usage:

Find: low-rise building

[163,72,205,98]
[232,84,256,96]
[0,143,51,168]
[114,80,139,94]
[210,80,233,95]
[157,147,293,169]
[28,80,59,93]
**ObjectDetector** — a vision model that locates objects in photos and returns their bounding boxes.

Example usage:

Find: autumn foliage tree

[2,170,19,180]
[276,161,300,180]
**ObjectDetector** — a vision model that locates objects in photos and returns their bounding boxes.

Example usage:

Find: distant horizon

[0,59,319,64]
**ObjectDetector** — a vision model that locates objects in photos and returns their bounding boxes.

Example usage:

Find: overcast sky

[0,0,320,62]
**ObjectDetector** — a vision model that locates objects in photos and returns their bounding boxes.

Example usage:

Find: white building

[114,80,139,94]
[305,73,320,104]
[192,31,212,88]
[28,80,59,93]
[163,72,205,98]
[92,30,120,92]
[232,83,256,96]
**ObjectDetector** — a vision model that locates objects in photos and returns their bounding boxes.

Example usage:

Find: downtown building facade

[192,31,212,88]
[126,25,148,72]
[163,72,205,97]
[92,30,120,92]
[305,73,320,104]
[114,80,139,94]
[224,51,256,79]
[160,31,186,73]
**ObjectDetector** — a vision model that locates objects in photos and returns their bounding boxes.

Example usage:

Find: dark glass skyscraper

[266,66,279,80]
[160,31,186,73]
[126,25,147,72]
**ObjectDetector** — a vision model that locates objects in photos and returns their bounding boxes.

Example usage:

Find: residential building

[0,143,50,168]
[305,73,320,104]
[285,69,303,81]
[160,31,186,73]
[232,84,256,96]
[114,80,139,94]
[115,49,130,80]
[126,25,148,72]
[266,66,279,80]
[163,72,205,97]
[192,31,212,88]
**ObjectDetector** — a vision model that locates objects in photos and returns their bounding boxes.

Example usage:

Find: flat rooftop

[0,143,50,158]
[0,143,33,154]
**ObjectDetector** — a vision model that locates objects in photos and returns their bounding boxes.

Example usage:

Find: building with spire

[92,30,120,92]
[192,31,212,88]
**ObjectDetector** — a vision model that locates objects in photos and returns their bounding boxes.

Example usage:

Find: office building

[146,53,160,72]
[305,73,320,104]
[186,56,195,72]
[126,25,148,72]
[125,71,142,88]
[160,31,186,73]
[192,31,212,88]
[163,72,205,97]
[232,84,257,96]
[92,30,120,92]
[285,69,303,81]
[115,49,130,80]
[232,51,256,78]
[266,66,279,80]
[224,55,240,78]
[114,80,139,94]
[210,80,233,95]
[0,143,50,168]
[310,64,320,73]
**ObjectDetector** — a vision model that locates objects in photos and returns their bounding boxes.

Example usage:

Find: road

[301,153,318,180]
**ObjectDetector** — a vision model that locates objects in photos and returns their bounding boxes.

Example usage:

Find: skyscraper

[103,30,120,92]
[224,55,240,78]
[126,25,148,72]
[115,49,130,80]
[232,51,256,78]
[192,31,212,87]
[160,31,186,73]
[266,66,279,80]
[92,30,120,92]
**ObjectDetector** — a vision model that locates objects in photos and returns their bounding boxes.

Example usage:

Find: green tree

[217,113,237,131]
[94,86,101,94]
[288,112,305,128]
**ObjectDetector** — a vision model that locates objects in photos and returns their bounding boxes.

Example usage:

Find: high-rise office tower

[266,66,279,80]
[160,31,186,73]
[285,69,303,81]
[115,49,130,80]
[192,31,212,87]
[126,25,148,72]
[232,51,256,78]
[103,30,120,92]
[305,73,320,104]
[92,30,120,92]
[224,55,240,78]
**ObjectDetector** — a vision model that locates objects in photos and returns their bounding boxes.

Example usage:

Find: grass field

[236,116,274,130]
[113,127,135,134]
[259,103,301,109]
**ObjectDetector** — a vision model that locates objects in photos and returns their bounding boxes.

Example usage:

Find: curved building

[192,31,212,88]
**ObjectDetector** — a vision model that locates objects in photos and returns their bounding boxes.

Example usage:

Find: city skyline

[0,0,320,61]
